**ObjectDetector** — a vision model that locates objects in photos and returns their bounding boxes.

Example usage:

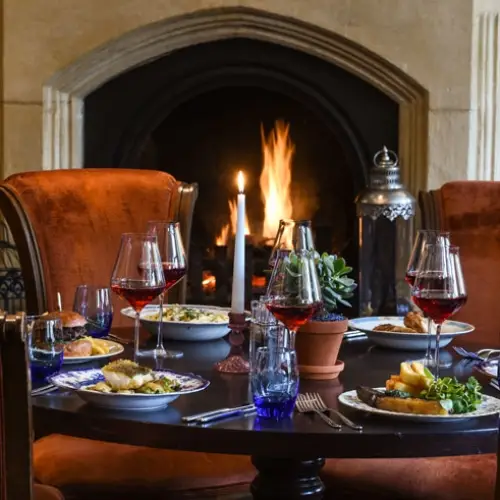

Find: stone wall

[3,0,500,190]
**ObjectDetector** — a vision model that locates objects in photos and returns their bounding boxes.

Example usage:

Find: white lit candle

[231,171,246,314]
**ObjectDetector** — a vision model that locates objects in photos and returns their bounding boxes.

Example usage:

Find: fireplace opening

[84,37,399,313]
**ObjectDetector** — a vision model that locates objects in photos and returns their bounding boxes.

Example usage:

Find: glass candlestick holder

[213,312,250,374]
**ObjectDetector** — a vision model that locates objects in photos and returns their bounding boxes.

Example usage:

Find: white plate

[338,388,500,422]
[121,304,230,342]
[348,316,474,351]
[63,339,124,365]
[50,368,209,411]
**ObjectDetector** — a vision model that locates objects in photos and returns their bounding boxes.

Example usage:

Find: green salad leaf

[419,376,482,414]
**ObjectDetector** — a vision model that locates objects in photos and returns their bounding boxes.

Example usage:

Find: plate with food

[49,359,210,411]
[62,337,124,364]
[348,312,474,350]
[339,361,500,422]
[121,304,230,341]
[40,311,123,364]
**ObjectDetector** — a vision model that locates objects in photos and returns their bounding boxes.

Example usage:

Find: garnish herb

[420,376,482,414]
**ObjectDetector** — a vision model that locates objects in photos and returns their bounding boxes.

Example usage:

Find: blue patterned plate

[50,368,209,411]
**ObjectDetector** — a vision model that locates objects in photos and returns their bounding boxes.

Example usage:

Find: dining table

[32,328,499,500]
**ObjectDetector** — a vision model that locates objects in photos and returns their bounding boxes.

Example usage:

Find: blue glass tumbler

[251,347,299,420]
[28,316,64,383]
[73,285,113,338]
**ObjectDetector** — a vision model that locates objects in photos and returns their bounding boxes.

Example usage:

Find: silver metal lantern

[355,146,416,316]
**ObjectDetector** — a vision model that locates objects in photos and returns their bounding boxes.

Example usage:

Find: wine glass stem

[134,311,141,359]
[434,323,443,379]
[425,318,433,362]
[156,293,165,350]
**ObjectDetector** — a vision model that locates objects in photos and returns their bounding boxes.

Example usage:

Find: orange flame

[259,121,294,245]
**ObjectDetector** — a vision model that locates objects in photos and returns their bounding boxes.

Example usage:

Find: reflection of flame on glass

[215,189,251,247]
[260,120,294,246]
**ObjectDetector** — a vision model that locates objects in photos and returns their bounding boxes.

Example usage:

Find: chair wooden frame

[0,312,32,500]
[0,177,198,314]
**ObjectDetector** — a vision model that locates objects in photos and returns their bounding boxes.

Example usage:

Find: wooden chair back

[0,312,32,500]
[0,170,198,322]
[419,181,500,346]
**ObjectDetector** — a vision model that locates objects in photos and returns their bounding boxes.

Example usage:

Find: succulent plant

[313,252,357,320]
[282,250,357,321]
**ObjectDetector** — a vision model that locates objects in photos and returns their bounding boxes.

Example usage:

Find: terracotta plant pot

[296,318,348,380]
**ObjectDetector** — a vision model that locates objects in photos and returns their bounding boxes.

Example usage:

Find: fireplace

[83,37,398,311]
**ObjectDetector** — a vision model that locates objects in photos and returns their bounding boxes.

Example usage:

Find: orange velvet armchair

[419,180,500,346]
[0,169,255,500]
[0,169,198,317]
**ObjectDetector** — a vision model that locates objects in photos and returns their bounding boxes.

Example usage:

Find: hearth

[83,37,399,313]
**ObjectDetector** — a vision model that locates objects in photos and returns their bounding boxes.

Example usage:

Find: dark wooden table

[32,329,499,499]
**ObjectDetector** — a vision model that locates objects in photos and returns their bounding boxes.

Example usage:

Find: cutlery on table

[305,392,363,431]
[105,334,132,345]
[489,379,499,392]
[182,403,255,423]
[195,407,257,424]
[295,394,341,429]
[32,384,58,397]
[344,331,367,341]
[453,346,500,362]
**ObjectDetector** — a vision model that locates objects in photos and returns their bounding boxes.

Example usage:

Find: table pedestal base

[250,456,325,499]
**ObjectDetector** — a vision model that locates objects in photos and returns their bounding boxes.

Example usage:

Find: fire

[260,120,294,245]
[215,174,251,246]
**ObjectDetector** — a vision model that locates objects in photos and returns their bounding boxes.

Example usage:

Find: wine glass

[406,230,450,365]
[111,233,166,359]
[412,243,467,378]
[73,285,113,338]
[266,222,322,345]
[146,221,187,359]
[269,219,315,267]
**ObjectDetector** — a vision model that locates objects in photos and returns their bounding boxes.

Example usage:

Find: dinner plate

[338,388,500,422]
[348,316,474,351]
[63,339,124,365]
[121,304,230,342]
[50,368,210,411]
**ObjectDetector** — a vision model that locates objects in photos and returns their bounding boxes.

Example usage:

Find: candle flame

[237,171,245,193]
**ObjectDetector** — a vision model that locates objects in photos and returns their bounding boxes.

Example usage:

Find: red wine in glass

[111,280,165,312]
[266,303,321,331]
[163,264,186,290]
[405,271,418,287]
[413,294,468,324]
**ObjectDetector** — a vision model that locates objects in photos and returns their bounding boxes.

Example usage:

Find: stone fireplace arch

[42,6,428,193]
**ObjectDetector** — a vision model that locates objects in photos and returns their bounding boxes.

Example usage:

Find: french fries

[385,361,433,396]
[82,337,111,356]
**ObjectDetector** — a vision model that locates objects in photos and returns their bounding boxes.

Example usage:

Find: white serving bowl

[348,316,475,351]
[121,304,230,342]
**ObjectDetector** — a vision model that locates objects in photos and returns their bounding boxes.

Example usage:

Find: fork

[295,393,341,429]
[306,392,363,431]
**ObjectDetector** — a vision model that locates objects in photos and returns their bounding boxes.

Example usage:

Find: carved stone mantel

[3,0,500,191]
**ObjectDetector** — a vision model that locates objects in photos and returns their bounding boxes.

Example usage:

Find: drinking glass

[146,221,187,359]
[266,221,322,346]
[73,285,113,338]
[27,316,64,383]
[111,233,166,358]
[251,347,299,420]
[406,230,450,364]
[412,244,467,378]
[269,219,315,267]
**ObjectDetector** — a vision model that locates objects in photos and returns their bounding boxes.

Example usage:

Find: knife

[182,403,255,423]
[196,407,257,424]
